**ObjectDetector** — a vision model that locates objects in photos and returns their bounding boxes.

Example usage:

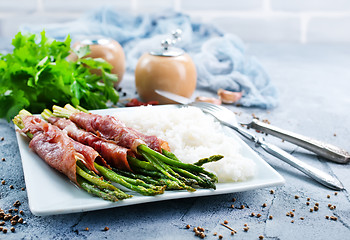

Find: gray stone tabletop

[0,42,349,240]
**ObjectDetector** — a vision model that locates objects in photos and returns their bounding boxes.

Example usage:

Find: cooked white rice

[115,106,256,183]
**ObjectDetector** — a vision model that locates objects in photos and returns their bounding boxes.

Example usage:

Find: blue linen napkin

[21,8,278,109]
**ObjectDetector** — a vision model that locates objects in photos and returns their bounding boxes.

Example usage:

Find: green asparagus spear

[94,163,165,196]
[193,155,224,166]
[77,176,119,202]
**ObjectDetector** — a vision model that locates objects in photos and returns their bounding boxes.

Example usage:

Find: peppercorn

[241,205,245,209]
[200,232,205,239]
[224,220,228,224]
[306,202,310,206]
[259,236,264,239]
[18,218,23,224]
[9,185,14,189]
[325,216,329,219]
[270,190,274,194]
[10,227,15,233]
[315,203,319,206]
[186,224,190,229]
[232,198,236,202]
[19,211,24,215]
[1,158,5,161]
[262,203,267,208]
[104,227,109,231]
[219,234,223,239]
[0,221,4,226]
[0,137,4,141]
[269,215,273,220]
[300,217,304,220]
[310,208,313,212]
[294,195,299,199]
[193,227,197,232]
[257,214,262,218]
[327,195,330,199]
[230,204,234,209]
[243,227,249,232]
[1,180,4,185]
[334,192,338,196]
[85,227,89,231]
[213,232,217,236]
[251,212,255,217]
[231,231,235,235]
[314,206,319,211]
[307,197,310,201]
[13,201,21,207]
[3,228,7,233]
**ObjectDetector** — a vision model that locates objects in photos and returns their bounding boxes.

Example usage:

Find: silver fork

[189,101,344,190]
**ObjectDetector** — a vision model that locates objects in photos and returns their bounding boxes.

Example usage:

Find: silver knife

[156,89,344,190]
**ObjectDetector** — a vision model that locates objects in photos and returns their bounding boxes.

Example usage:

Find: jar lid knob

[150,29,184,57]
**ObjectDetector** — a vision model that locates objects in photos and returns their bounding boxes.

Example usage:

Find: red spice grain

[103,227,109,231]
[224,220,228,224]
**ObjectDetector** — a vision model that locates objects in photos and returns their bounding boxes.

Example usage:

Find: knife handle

[249,119,350,164]
[258,139,344,190]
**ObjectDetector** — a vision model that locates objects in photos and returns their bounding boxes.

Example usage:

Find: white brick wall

[0,0,350,43]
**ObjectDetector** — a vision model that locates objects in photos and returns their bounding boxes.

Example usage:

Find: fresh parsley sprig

[0,31,119,121]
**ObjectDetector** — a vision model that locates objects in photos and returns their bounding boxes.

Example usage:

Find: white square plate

[15,106,284,216]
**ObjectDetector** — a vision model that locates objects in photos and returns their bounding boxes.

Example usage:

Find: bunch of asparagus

[13,104,223,202]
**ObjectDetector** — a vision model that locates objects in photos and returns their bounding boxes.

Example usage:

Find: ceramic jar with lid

[68,38,126,88]
[135,30,197,104]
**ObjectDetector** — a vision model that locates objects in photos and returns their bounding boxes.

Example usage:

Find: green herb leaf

[0,31,119,121]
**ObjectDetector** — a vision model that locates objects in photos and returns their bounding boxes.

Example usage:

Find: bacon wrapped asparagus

[53,104,221,190]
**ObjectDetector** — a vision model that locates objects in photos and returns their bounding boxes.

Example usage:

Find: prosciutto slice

[48,117,133,171]
[21,116,104,183]
[69,112,170,153]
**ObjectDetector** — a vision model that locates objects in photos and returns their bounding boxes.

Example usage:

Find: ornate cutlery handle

[249,119,350,164]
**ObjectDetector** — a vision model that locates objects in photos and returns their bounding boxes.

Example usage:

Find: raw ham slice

[21,116,105,183]
[48,117,133,171]
[69,112,170,153]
